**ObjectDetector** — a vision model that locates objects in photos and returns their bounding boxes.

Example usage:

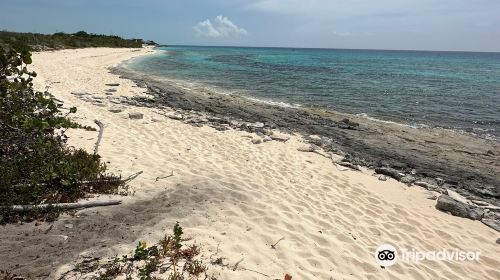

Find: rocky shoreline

[105,66,499,229]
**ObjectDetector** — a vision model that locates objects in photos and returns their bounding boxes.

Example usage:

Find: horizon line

[160,44,500,54]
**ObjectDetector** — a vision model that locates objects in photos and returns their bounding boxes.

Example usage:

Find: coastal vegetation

[0,30,142,51]
[58,222,215,280]
[0,46,125,223]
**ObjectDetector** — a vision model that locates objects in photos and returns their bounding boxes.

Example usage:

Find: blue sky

[1,0,499,51]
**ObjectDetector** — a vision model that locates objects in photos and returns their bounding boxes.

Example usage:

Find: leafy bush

[0,46,122,223]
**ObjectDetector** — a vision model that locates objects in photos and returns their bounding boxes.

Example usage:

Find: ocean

[125,46,500,139]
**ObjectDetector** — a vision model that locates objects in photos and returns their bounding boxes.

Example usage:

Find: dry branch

[94,119,104,155]
[271,237,285,249]
[11,199,122,212]
[155,171,174,181]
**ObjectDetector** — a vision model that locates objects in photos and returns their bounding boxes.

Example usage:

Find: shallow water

[126,46,500,138]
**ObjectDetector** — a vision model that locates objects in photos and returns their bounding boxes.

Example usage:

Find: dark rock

[128,112,143,119]
[105,89,117,93]
[414,181,441,191]
[375,167,404,181]
[337,161,360,171]
[496,238,500,245]
[105,83,120,86]
[108,107,122,113]
[400,175,416,185]
[481,219,500,232]
[336,118,359,130]
[135,81,147,88]
[71,91,90,96]
[436,195,484,220]
[208,116,229,124]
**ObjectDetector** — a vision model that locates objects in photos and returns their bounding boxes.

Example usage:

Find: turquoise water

[127,46,500,138]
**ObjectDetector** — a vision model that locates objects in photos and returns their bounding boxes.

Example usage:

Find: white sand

[28,48,499,279]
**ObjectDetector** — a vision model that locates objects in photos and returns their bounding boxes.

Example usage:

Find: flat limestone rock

[308,135,322,141]
[297,144,316,152]
[472,200,490,207]
[164,112,183,120]
[479,205,500,212]
[249,122,265,128]
[270,133,290,142]
[447,189,469,204]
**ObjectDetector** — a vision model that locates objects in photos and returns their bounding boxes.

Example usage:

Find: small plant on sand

[59,222,214,280]
[0,46,124,223]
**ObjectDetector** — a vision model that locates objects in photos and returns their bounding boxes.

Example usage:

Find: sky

[1,0,499,52]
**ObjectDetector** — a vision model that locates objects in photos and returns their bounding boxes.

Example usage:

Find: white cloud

[194,16,248,38]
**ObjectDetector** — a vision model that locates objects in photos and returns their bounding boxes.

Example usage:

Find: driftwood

[123,171,143,184]
[11,199,122,212]
[94,120,104,155]
[155,171,174,181]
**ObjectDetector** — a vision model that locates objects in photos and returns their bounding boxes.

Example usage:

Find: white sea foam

[355,113,429,129]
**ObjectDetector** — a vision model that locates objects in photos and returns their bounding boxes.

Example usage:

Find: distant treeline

[0,30,144,51]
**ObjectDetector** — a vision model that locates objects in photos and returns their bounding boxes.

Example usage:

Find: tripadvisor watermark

[375,244,480,268]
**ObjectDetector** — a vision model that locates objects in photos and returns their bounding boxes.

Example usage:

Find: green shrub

[0,46,123,223]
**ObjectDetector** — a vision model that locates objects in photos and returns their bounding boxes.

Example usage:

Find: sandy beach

[0,47,498,279]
